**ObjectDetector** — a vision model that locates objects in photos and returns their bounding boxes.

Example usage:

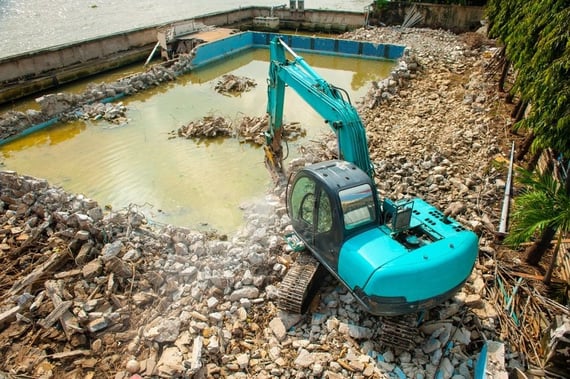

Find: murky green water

[0,49,394,233]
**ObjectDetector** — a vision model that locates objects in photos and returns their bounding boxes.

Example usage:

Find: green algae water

[0,49,394,233]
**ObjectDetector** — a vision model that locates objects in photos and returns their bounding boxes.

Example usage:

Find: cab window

[339,184,376,230]
[316,189,332,233]
[290,177,332,234]
[290,177,316,224]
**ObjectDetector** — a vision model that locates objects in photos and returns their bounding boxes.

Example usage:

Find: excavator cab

[287,160,380,272]
[286,159,479,316]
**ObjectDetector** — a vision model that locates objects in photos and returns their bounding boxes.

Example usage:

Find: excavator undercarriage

[277,252,324,314]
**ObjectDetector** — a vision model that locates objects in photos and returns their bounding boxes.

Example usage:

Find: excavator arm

[265,37,375,179]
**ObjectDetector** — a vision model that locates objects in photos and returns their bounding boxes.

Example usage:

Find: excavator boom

[266,37,374,178]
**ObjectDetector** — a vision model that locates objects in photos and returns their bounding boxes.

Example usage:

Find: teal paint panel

[190,32,254,68]
[337,39,360,55]
[192,31,404,69]
[314,38,336,52]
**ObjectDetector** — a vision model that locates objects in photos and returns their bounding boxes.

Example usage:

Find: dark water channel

[0,49,395,233]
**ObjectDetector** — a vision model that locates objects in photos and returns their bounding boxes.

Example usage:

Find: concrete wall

[189,7,366,33]
[0,28,157,84]
[373,2,484,32]
[193,9,253,27]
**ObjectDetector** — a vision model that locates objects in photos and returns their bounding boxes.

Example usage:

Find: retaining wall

[373,2,485,32]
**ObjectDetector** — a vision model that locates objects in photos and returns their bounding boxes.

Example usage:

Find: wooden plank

[45,280,82,338]
[0,304,21,329]
[7,248,69,298]
[47,349,91,359]
[38,300,73,329]
[54,269,82,279]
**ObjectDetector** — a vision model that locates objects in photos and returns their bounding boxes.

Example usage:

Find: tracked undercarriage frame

[277,252,324,314]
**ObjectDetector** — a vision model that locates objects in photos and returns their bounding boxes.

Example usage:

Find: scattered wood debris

[170,114,306,144]
[235,115,305,145]
[235,115,268,145]
[173,115,232,139]
[214,74,256,96]
[479,248,570,377]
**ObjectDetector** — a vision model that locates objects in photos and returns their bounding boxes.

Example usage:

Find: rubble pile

[235,115,268,145]
[74,102,129,125]
[214,75,257,96]
[234,115,305,146]
[0,66,177,140]
[0,109,45,141]
[0,170,287,378]
[0,170,507,379]
[172,114,306,144]
[174,116,233,139]
[1,25,568,378]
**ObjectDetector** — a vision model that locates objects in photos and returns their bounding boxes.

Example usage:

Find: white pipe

[499,141,515,235]
[144,41,161,66]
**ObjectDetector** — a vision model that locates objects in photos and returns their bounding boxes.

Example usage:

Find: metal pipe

[498,141,515,235]
[278,37,298,58]
[144,41,161,66]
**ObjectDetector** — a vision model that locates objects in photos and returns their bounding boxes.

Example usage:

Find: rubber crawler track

[278,253,321,314]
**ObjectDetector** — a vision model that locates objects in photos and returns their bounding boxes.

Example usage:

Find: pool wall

[189,31,405,69]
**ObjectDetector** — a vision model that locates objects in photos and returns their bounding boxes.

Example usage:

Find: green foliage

[414,0,487,4]
[375,0,389,9]
[505,167,570,247]
[487,0,570,156]
[378,0,486,5]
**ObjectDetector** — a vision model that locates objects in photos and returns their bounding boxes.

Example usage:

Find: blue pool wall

[189,31,406,69]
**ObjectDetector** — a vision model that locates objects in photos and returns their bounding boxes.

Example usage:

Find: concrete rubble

[174,116,233,139]
[0,66,177,139]
[1,26,568,378]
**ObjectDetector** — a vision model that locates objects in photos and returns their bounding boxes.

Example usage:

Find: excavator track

[377,317,418,350]
[278,252,322,314]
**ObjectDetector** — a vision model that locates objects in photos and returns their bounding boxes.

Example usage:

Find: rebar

[401,5,423,29]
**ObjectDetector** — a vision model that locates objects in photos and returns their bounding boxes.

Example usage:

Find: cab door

[289,175,342,270]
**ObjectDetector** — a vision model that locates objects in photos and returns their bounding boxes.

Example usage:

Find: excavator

[264,37,479,317]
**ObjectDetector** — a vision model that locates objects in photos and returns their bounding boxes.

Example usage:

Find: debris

[174,115,232,139]
[171,113,305,144]
[542,315,570,378]
[214,74,257,95]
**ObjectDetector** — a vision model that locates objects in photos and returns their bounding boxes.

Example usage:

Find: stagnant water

[0,49,394,233]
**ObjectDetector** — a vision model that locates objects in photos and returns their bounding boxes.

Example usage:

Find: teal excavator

[264,37,479,316]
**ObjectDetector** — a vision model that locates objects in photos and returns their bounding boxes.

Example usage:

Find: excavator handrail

[265,37,375,179]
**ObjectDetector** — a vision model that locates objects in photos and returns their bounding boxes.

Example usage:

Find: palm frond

[505,167,570,247]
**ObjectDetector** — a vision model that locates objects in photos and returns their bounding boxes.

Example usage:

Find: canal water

[0,0,372,58]
[0,49,394,233]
